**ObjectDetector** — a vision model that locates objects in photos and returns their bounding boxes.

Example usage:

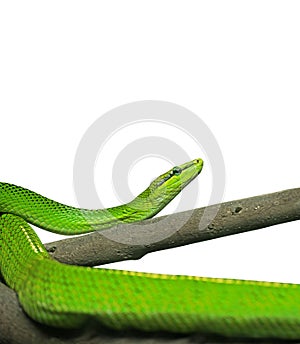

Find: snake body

[1,158,300,339]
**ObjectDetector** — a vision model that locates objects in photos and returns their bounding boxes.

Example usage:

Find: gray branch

[1,188,300,344]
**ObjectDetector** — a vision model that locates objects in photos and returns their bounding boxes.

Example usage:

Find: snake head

[150,158,203,194]
[130,158,203,216]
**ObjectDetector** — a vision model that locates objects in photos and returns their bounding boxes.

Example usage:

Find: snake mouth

[176,158,204,184]
[179,158,203,174]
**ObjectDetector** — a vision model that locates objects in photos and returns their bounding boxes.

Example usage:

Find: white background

[1,1,300,283]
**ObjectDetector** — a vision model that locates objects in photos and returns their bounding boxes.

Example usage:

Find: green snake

[1,158,300,340]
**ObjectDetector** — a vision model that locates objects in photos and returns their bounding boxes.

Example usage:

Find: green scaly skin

[1,158,300,340]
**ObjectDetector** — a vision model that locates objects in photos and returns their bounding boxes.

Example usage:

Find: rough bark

[1,188,300,344]
[45,188,300,267]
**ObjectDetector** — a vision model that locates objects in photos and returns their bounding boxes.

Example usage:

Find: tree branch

[45,188,300,266]
[1,188,300,344]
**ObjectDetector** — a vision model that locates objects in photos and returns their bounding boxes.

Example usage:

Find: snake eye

[172,166,182,176]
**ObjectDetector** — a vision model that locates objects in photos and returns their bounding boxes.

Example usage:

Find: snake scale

[1,158,300,340]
